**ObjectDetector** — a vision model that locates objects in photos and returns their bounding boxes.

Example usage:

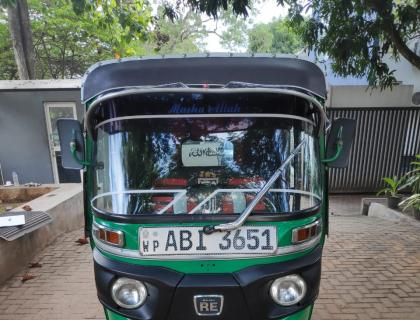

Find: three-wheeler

[57,55,355,320]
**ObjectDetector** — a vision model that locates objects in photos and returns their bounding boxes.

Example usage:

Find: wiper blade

[204,137,308,234]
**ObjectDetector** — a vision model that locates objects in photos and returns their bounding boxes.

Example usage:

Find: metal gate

[328,107,420,193]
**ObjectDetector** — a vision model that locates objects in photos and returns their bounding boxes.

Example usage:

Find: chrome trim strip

[292,219,322,244]
[91,189,187,215]
[276,233,322,255]
[92,188,321,216]
[92,222,125,247]
[189,188,320,215]
[95,113,316,130]
[92,228,322,261]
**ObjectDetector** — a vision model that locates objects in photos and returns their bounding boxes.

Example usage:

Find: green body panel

[93,213,322,273]
[104,305,313,320]
[84,93,327,320]
[87,135,328,274]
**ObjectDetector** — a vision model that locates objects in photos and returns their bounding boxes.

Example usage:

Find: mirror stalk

[70,131,90,167]
[322,127,343,164]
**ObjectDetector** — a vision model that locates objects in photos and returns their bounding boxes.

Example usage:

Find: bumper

[104,305,314,320]
[94,246,321,320]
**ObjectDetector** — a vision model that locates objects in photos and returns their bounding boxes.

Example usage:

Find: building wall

[327,84,414,108]
[0,89,83,184]
[383,39,420,97]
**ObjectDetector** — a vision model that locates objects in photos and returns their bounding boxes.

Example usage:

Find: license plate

[139,226,277,256]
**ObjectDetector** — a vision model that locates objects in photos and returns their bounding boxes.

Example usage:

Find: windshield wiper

[203,137,308,234]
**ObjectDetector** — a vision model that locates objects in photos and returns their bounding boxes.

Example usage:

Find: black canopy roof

[81,54,327,103]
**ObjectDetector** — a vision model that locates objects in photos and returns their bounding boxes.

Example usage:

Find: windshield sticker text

[169,103,241,114]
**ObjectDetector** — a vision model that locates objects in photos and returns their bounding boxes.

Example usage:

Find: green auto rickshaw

[57,54,355,320]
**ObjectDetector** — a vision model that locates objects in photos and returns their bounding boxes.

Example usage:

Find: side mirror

[57,119,85,170]
[324,118,356,168]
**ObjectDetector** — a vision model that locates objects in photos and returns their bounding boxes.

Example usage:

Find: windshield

[92,115,321,216]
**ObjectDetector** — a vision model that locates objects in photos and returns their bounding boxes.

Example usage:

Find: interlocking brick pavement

[312,215,420,320]
[0,198,419,320]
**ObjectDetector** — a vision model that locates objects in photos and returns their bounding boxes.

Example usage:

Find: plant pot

[387,196,401,210]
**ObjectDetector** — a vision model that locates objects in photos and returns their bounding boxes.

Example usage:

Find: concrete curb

[0,183,83,283]
[368,202,420,226]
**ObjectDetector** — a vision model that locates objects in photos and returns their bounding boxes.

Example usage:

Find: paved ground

[0,197,419,320]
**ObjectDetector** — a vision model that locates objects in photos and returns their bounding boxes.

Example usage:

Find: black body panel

[94,249,183,320]
[234,246,322,319]
[93,246,322,320]
[169,274,251,320]
[82,55,327,103]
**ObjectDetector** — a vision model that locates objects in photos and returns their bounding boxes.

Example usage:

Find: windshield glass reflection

[92,116,321,215]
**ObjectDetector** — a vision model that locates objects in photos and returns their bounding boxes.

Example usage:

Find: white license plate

[139,226,277,257]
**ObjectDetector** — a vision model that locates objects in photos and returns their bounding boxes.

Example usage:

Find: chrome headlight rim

[270,274,307,306]
[111,277,147,309]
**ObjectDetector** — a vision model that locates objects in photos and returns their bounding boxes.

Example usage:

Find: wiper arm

[203,137,308,234]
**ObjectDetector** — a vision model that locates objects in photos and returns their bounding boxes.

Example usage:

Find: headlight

[111,278,147,309]
[270,274,306,306]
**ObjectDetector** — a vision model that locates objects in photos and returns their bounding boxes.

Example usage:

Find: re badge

[194,295,224,316]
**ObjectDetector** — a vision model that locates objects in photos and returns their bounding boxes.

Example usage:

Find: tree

[143,6,208,55]
[29,0,116,78]
[0,0,218,79]
[70,1,249,55]
[176,0,420,88]
[1,0,35,79]
[71,0,152,58]
[0,18,18,79]
[218,7,251,52]
[0,0,153,80]
[270,18,303,54]
[284,0,420,88]
[248,18,303,54]
[248,23,273,53]
[0,0,154,79]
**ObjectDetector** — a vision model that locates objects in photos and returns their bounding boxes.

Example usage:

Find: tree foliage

[0,21,17,79]
[218,7,250,51]
[0,0,154,79]
[179,0,420,88]
[70,0,152,58]
[144,6,207,55]
[248,18,303,54]
[29,0,116,78]
[284,0,420,88]
[0,0,211,79]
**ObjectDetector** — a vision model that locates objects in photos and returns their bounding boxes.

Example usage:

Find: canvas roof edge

[81,54,327,104]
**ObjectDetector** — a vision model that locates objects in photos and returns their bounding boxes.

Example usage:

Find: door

[44,102,81,183]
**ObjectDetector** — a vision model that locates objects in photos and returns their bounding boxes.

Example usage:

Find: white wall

[383,38,420,104]
[327,84,414,108]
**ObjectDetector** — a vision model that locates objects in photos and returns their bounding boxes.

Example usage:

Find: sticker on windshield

[182,141,233,167]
